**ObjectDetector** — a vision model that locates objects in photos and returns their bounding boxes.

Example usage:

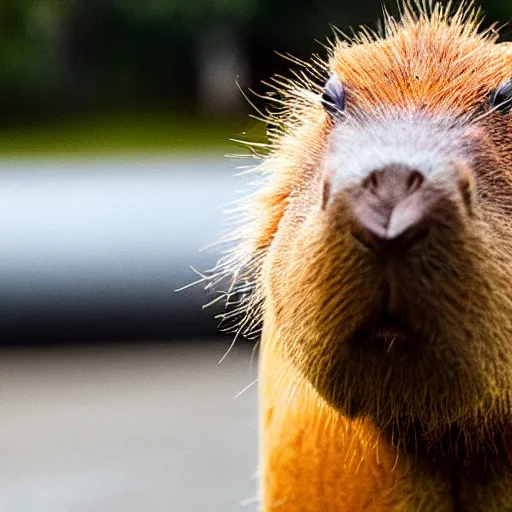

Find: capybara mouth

[348,311,424,356]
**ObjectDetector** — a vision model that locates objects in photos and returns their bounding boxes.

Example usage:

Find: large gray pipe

[0,155,254,342]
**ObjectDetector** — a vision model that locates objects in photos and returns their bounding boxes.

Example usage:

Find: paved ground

[0,341,258,512]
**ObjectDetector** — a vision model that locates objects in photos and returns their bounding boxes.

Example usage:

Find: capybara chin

[210,2,512,510]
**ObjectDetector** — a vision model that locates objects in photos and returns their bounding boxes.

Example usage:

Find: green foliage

[117,0,258,27]
[0,0,511,119]
[0,111,258,155]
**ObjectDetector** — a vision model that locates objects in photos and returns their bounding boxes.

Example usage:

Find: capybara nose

[347,164,429,250]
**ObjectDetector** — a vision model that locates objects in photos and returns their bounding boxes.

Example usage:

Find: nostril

[406,171,424,193]
[363,171,381,193]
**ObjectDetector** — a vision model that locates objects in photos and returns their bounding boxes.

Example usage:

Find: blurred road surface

[0,341,258,512]
[0,338,257,512]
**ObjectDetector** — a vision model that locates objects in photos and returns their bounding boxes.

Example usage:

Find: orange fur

[260,319,453,511]
[210,1,512,510]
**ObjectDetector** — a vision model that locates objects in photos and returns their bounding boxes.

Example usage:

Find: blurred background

[0,1,510,511]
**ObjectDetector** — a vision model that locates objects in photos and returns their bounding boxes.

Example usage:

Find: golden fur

[209,1,512,509]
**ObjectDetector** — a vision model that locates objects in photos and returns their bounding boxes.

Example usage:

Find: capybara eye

[321,74,345,117]
[490,80,512,113]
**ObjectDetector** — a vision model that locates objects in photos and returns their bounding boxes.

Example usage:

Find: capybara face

[217,5,512,447]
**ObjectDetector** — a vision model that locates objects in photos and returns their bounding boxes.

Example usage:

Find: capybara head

[214,2,512,451]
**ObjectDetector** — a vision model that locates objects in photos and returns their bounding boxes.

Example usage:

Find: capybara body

[213,2,512,510]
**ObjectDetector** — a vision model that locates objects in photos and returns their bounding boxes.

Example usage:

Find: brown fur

[211,1,512,510]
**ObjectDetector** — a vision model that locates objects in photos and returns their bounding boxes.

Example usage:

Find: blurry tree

[0,0,76,114]
[116,0,257,113]
[0,0,511,120]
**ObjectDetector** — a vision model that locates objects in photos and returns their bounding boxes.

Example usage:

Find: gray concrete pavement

[0,342,258,512]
